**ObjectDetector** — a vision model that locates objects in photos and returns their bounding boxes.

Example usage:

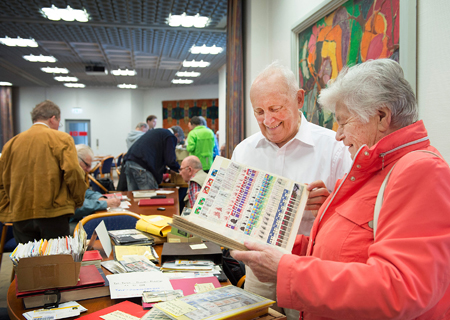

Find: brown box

[161,241,223,265]
[15,254,81,292]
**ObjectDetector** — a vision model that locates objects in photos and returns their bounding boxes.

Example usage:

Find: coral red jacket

[277,121,450,320]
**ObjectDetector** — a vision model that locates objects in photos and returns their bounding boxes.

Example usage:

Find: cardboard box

[15,254,81,292]
[161,241,223,265]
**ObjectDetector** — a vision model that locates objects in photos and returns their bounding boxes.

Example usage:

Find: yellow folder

[136,215,172,237]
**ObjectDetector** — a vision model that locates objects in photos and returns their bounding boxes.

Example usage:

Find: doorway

[65,119,91,146]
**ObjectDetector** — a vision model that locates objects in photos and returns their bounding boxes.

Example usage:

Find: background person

[0,100,86,243]
[179,155,208,208]
[186,116,215,172]
[126,122,148,149]
[146,115,157,130]
[198,116,219,160]
[231,59,450,320]
[231,61,352,319]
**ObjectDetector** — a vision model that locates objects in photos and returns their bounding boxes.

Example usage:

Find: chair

[74,212,141,238]
[0,222,16,270]
[111,153,124,178]
[99,156,114,179]
[89,162,101,179]
[88,174,108,193]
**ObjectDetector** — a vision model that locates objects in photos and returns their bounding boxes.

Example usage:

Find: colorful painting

[298,0,399,130]
[162,99,219,138]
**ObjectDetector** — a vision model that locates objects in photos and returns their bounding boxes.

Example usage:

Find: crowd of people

[1,59,449,320]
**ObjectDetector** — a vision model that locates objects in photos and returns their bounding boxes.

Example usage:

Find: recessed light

[111,69,136,76]
[41,5,89,22]
[64,83,85,88]
[172,79,193,84]
[176,71,201,77]
[0,82,13,86]
[182,60,210,68]
[23,54,57,63]
[190,45,223,55]
[54,76,78,82]
[167,13,209,28]
[117,84,137,89]
[41,67,69,74]
[0,37,38,47]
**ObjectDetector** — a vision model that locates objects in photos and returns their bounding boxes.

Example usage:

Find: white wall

[244,0,450,162]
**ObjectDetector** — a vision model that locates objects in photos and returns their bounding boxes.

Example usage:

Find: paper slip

[95,220,112,258]
[156,300,197,317]
[119,201,131,208]
[23,301,87,320]
[107,272,173,299]
[190,243,207,250]
[156,190,175,195]
[194,283,215,293]
[100,310,140,320]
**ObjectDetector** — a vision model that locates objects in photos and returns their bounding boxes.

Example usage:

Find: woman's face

[335,103,381,159]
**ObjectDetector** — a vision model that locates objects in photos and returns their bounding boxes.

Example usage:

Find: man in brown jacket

[0,100,86,243]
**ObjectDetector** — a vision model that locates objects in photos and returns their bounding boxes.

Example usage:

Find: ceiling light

[41,67,69,74]
[111,69,136,76]
[0,36,38,47]
[176,71,201,77]
[190,45,223,55]
[54,76,78,82]
[172,79,194,84]
[117,84,137,89]
[183,60,210,68]
[167,13,209,28]
[0,82,12,86]
[41,5,89,22]
[23,54,57,63]
[64,83,85,88]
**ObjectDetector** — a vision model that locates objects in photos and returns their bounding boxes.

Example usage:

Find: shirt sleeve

[71,190,107,222]
[164,134,180,171]
[186,132,196,153]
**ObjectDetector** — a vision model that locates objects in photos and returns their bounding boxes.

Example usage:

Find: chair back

[89,163,101,179]
[99,156,114,177]
[88,174,108,193]
[116,153,124,167]
[75,212,141,238]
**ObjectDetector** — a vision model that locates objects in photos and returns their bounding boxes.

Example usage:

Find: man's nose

[335,128,344,141]
[263,112,275,126]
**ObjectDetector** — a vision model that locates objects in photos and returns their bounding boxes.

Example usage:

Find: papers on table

[107,272,173,299]
[22,301,87,320]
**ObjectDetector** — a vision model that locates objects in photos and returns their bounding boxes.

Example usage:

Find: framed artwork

[162,99,219,138]
[290,0,417,130]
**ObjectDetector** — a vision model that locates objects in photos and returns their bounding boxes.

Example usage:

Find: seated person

[179,156,208,208]
[69,144,120,233]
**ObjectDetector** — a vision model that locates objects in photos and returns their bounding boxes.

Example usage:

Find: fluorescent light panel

[111,69,136,76]
[64,83,85,88]
[41,67,69,74]
[0,37,38,47]
[183,60,210,68]
[0,82,12,86]
[172,79,193,84]
[167,13,209,28]
[117,84,137,89]
[54,76,78,82]
[190,45,223,55]
[23,54,57,63]
[41,5,89,22]
[176,71,201,77]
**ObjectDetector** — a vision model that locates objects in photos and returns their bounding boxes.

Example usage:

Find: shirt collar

[33,122,50,128]
[168,128,174,135]
[254,112,316,149]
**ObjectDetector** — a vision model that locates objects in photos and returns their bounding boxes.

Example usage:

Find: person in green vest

[186,116,215,172]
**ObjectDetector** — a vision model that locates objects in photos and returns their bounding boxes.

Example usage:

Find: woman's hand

[305,180,330,213]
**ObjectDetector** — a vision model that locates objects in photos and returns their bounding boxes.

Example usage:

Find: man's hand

[105,198,120,208]
[230,241,285,283]
[305,180,330,213]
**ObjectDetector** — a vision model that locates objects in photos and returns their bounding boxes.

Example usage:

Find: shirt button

[356,164,361,169]
[350,176,356,181]
[364,151,369,156]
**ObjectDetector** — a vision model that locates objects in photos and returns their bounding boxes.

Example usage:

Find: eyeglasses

[59,122,63,128]
[179,166,190,171]
[78,157,91,168]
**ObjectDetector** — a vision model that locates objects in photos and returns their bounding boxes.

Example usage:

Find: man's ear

[377,107,392,133]
[297,89,305,108]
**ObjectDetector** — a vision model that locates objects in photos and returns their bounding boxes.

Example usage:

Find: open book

[171,157,308,253]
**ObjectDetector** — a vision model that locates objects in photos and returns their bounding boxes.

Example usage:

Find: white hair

[76,144,94,160]
[253,60,299,99]
[318,59,418,129]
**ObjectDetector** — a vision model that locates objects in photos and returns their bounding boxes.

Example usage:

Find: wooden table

[121,189,180,217]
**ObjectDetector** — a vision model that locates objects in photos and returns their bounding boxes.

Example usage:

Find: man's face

[148,118,157,129]
[78,154,92,173]
[179,159,191,183]
[250,75,303,148]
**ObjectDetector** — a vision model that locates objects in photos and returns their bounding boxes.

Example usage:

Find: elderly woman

[231,59,450,320]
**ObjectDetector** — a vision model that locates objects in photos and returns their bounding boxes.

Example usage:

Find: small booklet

[171,156,309,253]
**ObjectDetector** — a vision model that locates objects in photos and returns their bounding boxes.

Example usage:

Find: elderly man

[123,126,184,190]
[69,144,120,231]
[0,100,86,243]
[186,116,215,172]
[126,122,148,149]
[146,115,157,130]
[231,59,450,320]
[179,156,208,208]
[231,62,352,318]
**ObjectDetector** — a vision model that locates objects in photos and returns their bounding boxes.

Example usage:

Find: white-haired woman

[232,59,450,320]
